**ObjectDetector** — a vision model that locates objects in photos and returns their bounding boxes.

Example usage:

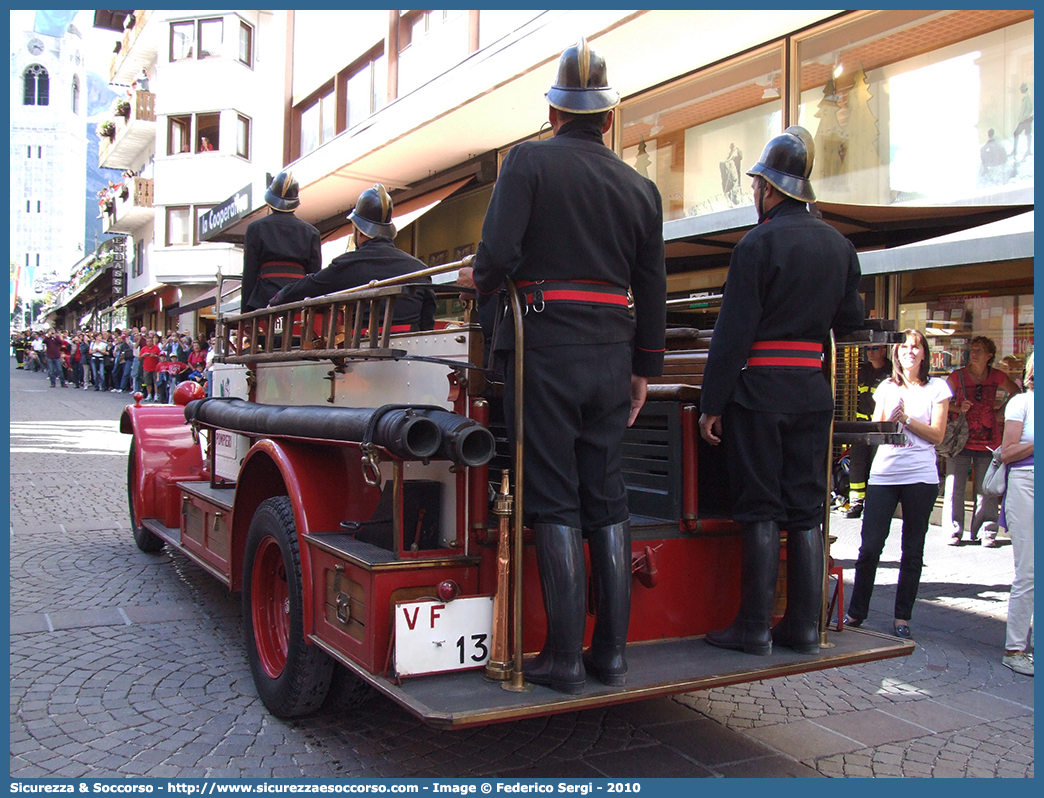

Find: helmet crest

[545,36,619,114]
[265,171,300,212]
[348,183,397,240]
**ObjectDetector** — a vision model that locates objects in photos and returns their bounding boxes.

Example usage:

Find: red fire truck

[122,265,911,728]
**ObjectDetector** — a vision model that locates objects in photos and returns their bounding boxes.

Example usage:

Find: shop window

[794,10,1035,206]
[899,275,1034,381]
[299,86,335,157]
[168,115,191,154]
[236,114,250,159]
[619,45,785,221]
[166,207,192,246]
[196,112,220,152]
[238,21,253,66]
[23,64,49,106]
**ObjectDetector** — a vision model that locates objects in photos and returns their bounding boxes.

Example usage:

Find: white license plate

[394,596,493,677]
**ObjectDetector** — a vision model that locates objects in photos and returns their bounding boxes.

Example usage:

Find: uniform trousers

[504,341,631,530]
[723,404,832,528]
[847,442,878,504]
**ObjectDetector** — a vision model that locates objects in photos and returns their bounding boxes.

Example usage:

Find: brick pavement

[8,358,1033,778]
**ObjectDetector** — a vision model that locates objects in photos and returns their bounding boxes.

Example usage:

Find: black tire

[242,496,334,718]
[323,664,375,713]
[128,439,165,553]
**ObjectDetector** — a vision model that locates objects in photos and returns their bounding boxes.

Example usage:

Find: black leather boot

[525,524,586,694]
[705,521,780,655]
[772,527,824,654]
[583,521,631,686]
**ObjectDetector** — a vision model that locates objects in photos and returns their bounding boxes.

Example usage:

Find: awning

[115,283,164,308]
[320,177,473,265]
[859,211,1034,275]
[171,280,242,315]
[663,198,1034,272]
[79,311,94,327]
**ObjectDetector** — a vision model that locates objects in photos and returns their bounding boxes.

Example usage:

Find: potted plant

[99,121,116,141]
[115,99,131,120]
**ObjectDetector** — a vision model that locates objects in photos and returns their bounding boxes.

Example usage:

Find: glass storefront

[794,10,1034,206]
[902,291,1034,381]
[619,45,784,221]
[619,10,1033,220]
[896,258,1034,381]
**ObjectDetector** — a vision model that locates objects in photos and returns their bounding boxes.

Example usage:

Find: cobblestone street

[8,359,1033,778]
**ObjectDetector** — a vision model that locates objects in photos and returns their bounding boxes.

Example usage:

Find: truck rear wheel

[242,496,333,717]
[127,440,164,553]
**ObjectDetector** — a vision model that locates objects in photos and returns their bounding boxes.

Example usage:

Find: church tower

[10,11,89,293]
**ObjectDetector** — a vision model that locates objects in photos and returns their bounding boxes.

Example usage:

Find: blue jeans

[91,358,106,390]
[47,356,65,386]
[121,359,135,391]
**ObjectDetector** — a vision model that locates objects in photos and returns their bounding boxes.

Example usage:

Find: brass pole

[503,281,531,692]
[821,331,837,647]
[484,469,513,681]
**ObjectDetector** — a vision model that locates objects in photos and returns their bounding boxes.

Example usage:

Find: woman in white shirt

[845,330,951,639]
[1000,352,1033,677]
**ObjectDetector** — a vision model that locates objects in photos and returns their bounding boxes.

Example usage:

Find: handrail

[215,255,476,366]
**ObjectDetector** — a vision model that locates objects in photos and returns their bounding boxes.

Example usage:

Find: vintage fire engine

[122,261,912,728]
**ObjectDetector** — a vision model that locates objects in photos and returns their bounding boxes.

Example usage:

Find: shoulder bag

[936,370,969,458]
[981,447,1007,498]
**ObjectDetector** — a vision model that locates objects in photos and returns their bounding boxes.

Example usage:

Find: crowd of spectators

[12,326,216,402]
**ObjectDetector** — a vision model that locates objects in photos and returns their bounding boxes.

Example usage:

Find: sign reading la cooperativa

[198,183,252,242]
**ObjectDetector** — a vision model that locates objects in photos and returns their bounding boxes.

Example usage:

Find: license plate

[394,596,493,677]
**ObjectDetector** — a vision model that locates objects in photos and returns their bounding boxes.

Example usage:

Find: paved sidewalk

[8,358,1033,778]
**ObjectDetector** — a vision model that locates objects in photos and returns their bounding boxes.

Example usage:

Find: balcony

[152,242,244,285]
[102,177,155,234]
[99,90,157,170]
[109,10,159,85]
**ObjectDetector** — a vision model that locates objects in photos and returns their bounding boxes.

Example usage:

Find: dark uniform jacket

[473,120,666,378]
[272,238,436,331]
[241,211,322,312]
[856,359,892,420]
[701,200,864,416]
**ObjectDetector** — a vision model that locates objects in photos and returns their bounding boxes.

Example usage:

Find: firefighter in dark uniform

[271,184,435,331]
[845,344,892,518]
[699,126,864,656]
[240,171,321,312]
[458,37,667,694]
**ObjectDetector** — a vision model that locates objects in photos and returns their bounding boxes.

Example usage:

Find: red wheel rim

[251,534,290,678]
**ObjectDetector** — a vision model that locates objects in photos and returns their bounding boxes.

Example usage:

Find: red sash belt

[261,261,306,280]
[747,340,823,368]
[515,279,629,311]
